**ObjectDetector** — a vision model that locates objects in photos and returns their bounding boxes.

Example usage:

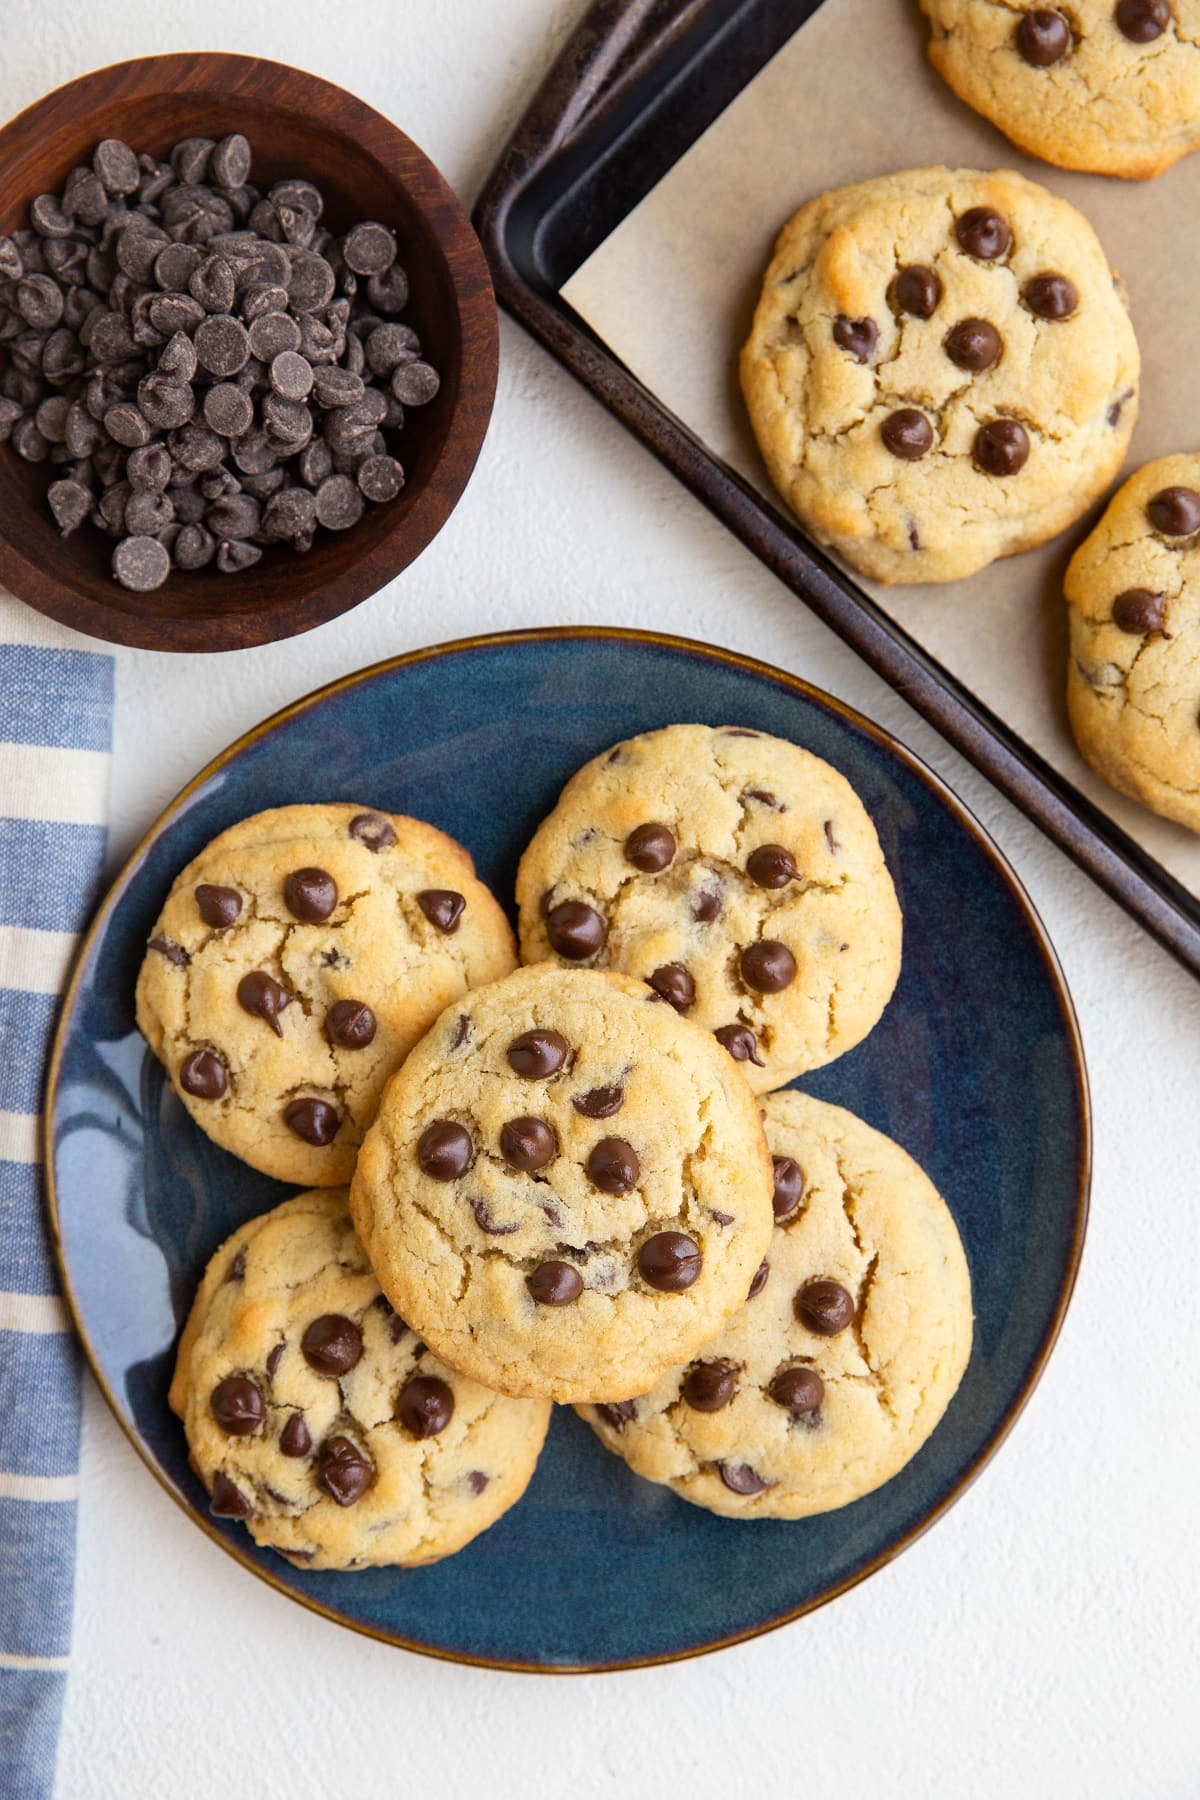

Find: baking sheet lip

[474,0,1200,983]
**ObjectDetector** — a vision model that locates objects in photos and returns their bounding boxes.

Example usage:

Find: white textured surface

[1,5,1197,1796]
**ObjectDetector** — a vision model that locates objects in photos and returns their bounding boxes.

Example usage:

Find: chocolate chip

[881,409,933,460]
[301,1314,363,1376]
[417,1120,474,1180]
[546,900,607,960]
[625,822,676,871]
[507,1029,570,1078]
[180,1048,227,1099]
[500,1117,557,1172]
[823,820,839,855]
[466,1470,489,1495]
[648,963,695,1012]
[682,1361,738,1411]
[357,454,404,503]
[348,811,395,851]
[717,1462,768,1496]
[450,1014,471,1050]
[956,207,1012,260]
[1017,8,1072,62]
[743,788,780,808]
[746,843,796,888]
[572,1083,624,1118]
[316,1435,373,1507]
[265,1340,284,1376]
[326,999,376,1049]
[227,1251,247,1285]
[1147,486,1200,537]
[313,473,363,530]
[715,1023,765,1065]
[770,1366,825,1417]
[237,971,291,1035]
[693,888,722,923]
[203,382,254,437]
[638,1231,701,1292]
[416,889,465,933]
[1116,0,1169,37]
[833,315,878,362]
[112,535,170,590]
[944,318,1002,373]
[284,867,337,922]
[390,360,439,405]
[974,419,1030,476]
[279,1412,312,1459]
[526,1260,583,1305]
[1112,588,1167,634]
[796,1278,856,1335]
[210,1375,264,1435]
[890,265,942,318]
[772,1155,805,1220]
[47,479,90,537]
[94,139,141,195]
[596,1400,636,1431]
[396,1374,454,1439]
[210,1471,252,1519]
[194,313,251,377]
[1023,274,1078,320]
[343,222,397,276]
[149,934,189,966]
[748,1259,770,1300]
[283,1097,339,1145]
[740,939,796,992]
[472,1199,520,1236]
[588,1137,640,1194]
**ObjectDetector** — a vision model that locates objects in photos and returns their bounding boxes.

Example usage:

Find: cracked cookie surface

[349,964,775,1402]
[514,725,902,1093]
[169,1188,551,1569]
[740,166,1139,583]
[136,803,517,1185]
[922,0,1200,180]
[577,1090,973,1518]
[1065,453,1200,833]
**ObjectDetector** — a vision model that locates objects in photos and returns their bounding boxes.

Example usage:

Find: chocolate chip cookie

[349,964,775,1403]
[514,725,902,1093]
[578,1090,973,1518]
[1065,454,1200,833]
[740,167,1139,583]
[923,0,1200,180]
[136,804,517,1185]
[169,1188,551,1569]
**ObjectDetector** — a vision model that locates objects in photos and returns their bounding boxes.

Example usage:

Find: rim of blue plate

[42,626,1092,1673]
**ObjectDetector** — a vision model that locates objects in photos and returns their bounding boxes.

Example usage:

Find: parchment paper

[562,0,1200,897]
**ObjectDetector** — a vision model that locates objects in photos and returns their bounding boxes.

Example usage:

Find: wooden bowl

[0,54,498,652]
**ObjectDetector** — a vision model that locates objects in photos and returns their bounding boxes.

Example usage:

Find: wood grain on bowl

[0,54,498,651]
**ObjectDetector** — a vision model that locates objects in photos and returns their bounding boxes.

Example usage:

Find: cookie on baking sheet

[349,964,775,1403]
[1065,454,1200,834]
[578,1090,973,1519]
[136,803,517,1186]
[740,166,1139,584]
[169,1189,551,1569]
[923,0,1200,181]
[514,724,902,1093]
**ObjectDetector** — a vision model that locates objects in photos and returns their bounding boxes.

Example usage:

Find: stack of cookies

[141,725,973,1573]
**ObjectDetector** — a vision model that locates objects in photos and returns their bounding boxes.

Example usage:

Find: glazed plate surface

[47,628,1089,1669]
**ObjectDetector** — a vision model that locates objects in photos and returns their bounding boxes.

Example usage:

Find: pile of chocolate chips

[0,134,439,590]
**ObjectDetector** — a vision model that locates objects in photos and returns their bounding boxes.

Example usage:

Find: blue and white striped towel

[0,594,113,1799]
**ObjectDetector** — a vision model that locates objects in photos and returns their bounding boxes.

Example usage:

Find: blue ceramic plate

[46,629,1089,1671]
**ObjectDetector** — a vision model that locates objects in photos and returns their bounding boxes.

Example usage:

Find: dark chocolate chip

[279,1412,312,1458]
[740,940,796,993]
[772,1155,805,1221]
[572,1083,624,1118]
[833,315,878,362]
[210,1375,264,1435]
[796,1278,856,1335]
[416,888,465,933]
[343,222,397,277]
[546,900,607,960]
[326,999,376,1049]
[974,419,1030,476]
[472,1199,520,1236]
[466,1470,489,1495]
[265,1340,284,1376]
[748,1259,770,1300]
[417,1120,474,1180]
[596,1400,637,1431]
[113,535,170,590]
[1116,0,1169,38]
[301,1313,363,1376]
[450,1014,471,1050]
[638,1231,702,1292]
[1022,274,1078,320]
[1147,486,1200,537]
[348,811,395,851]
[717,1462,768,1496]
[284,867,337,922]
[1016,8,1072,62]
[499,1116,557,1173]
[237,970,291,1036]
[180,1048,227,1099]
[944,317,1002,373]
[770,1366,825,1417]
[283,1097,339,1145]
[625,822,676,871]
[210,1471,252,1518]
[397,1374,454,1439]
[526,1260,583,1305]
[747,843,796,888]
[1112,588,1167,634]
[956,207,1012,260]
[715,1023,765,1065]
[693,888,723,923]
[881,409,933,460]
[149,934,189,967]
[682,1360,738,1411]
[507,1029,569,1078]
[588,1136,640,1194]
[316,1435,373,1506]
[648,962,695,1012]
[890,264,942,318]
[227,1250,247,1284]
